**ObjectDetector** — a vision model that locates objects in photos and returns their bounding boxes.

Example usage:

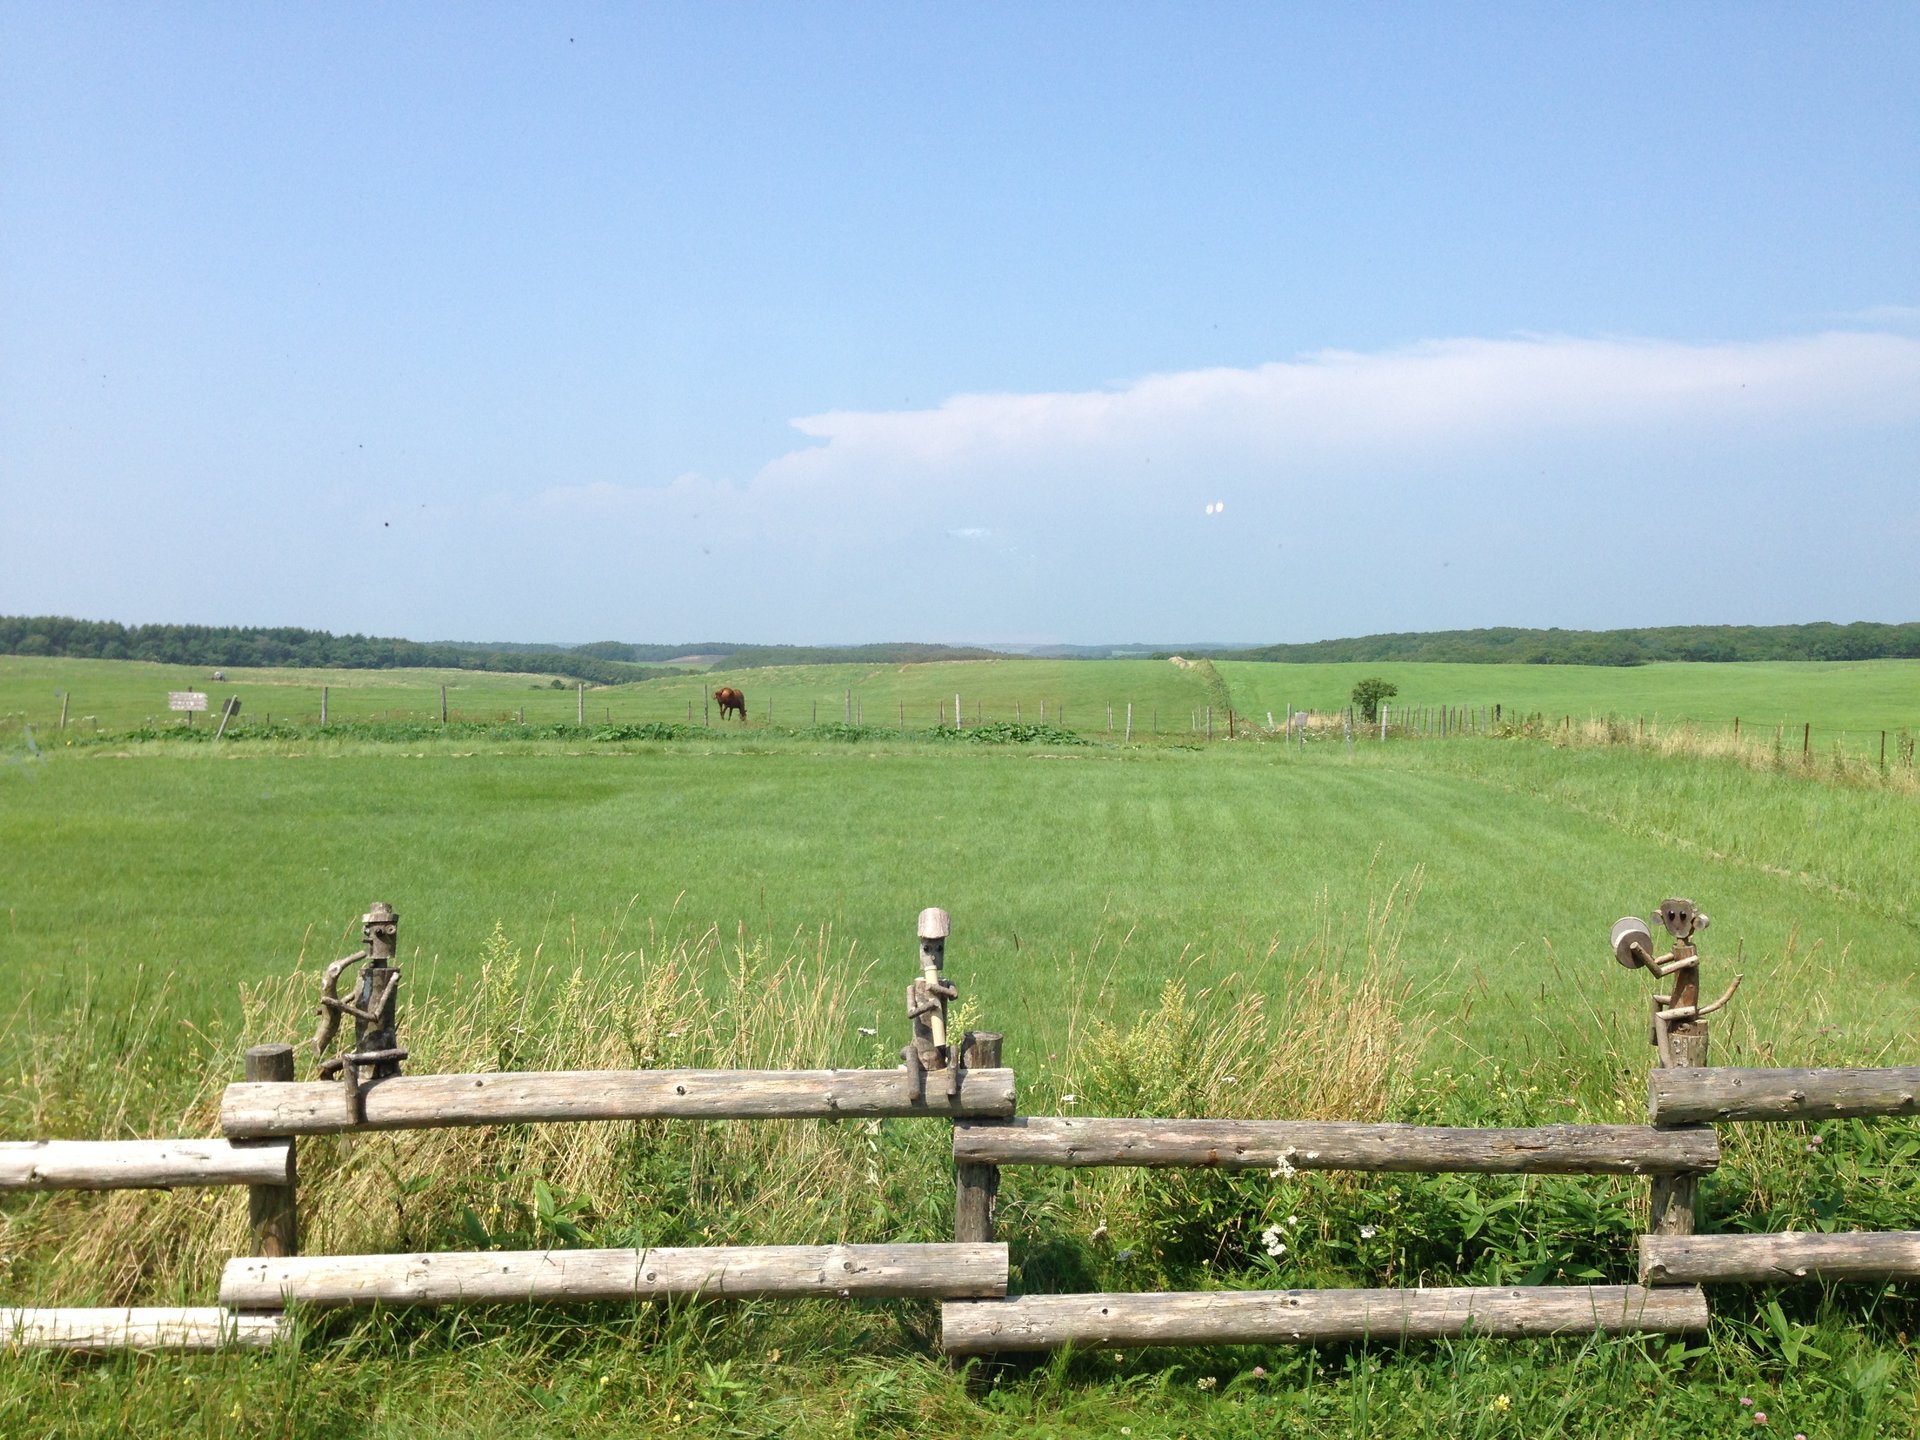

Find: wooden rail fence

[5,895,1918,1359]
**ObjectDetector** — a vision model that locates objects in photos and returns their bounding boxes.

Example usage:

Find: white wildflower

[857,1026,877,1037]
[1061,1093,1076,1105]
[1261,1226,1287,1258]
[1359,1225,1377,1240]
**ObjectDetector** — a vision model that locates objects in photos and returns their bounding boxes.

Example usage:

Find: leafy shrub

[1350,677,1398,723]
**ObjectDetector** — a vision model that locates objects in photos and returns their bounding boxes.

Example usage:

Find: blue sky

[3,4,1916,645]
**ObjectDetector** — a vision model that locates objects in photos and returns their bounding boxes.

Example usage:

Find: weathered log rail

[222,1243,1009,1309]
[221,1067,1019,1137]
[955,1117,1719,1175]
[940,1285,1709,1354]
[1641,1231,1920,1285]
[0,1307,283,1352]
[1650,1067,1920,1125]
[0,1138,293,1191]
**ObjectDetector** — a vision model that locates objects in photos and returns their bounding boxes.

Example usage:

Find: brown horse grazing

[713,686,747,721]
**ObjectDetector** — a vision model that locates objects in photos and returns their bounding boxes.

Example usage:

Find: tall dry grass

[0,922,933,1305]
[1540,713,1920,794]
[1,882,1430,1309]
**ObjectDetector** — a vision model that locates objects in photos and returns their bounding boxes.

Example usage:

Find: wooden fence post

[954,1033,1004,1245]
[578,683,584,726]
[320,686,328,726]
[1645,923,1710,1239]
[242,1045,298,1257]
[440,686,447,724]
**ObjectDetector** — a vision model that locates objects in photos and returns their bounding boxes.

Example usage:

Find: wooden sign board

[168,692,209,713]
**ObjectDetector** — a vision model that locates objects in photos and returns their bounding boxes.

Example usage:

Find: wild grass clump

[1004,878,1426,1291]
[927,722,1091,746]
[0,921,948,1309]
[1536,714,1920,795]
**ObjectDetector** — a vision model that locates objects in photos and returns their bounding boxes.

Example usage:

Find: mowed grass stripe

[3,742,1912,1066]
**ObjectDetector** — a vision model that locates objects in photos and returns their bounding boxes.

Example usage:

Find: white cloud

[769,331,1920,496]
[429,326,1920,639]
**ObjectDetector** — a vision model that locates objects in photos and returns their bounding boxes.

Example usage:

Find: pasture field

[0,656,664,733]
[8,653,1915,754]
[1217,658,1920,755]
[2,730,1916,1063]
[3,663,1920,1438]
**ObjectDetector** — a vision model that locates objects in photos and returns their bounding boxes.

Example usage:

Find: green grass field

[3,655,1919,1437]
[10,653,1914,752]
[2,733,1915,1065]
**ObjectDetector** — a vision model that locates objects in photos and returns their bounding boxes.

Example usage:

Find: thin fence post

[955,693,962,731]
[321,686,328,727]
[1881,730,1888,772]
[1124,702,1132,743]
[954,1031,1004,1246]
[1803,722,1811,762]
[704,693,710,727]
[440,685,448,725]
[59,692,69,730]
[1206,705,1213,741]
[242,1044,298,1257]
[578,683,585,726]
[1641,919,1712,1241]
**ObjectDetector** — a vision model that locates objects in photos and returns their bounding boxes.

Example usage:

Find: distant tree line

[0,616,674,685]
[1216,623,1920,667]
[568,640,1008,668]
[0,618,1010,678]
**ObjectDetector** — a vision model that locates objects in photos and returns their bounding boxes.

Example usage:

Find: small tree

[1351,677,1398,724]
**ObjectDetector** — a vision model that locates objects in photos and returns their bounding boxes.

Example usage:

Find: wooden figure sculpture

[903,906,961,1102]
[313,901,410,1120]
[1611,897,1742,1068]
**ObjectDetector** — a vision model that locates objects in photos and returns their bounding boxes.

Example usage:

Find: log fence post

[242,1044,298,1257]
[954,1032,1003,1245]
